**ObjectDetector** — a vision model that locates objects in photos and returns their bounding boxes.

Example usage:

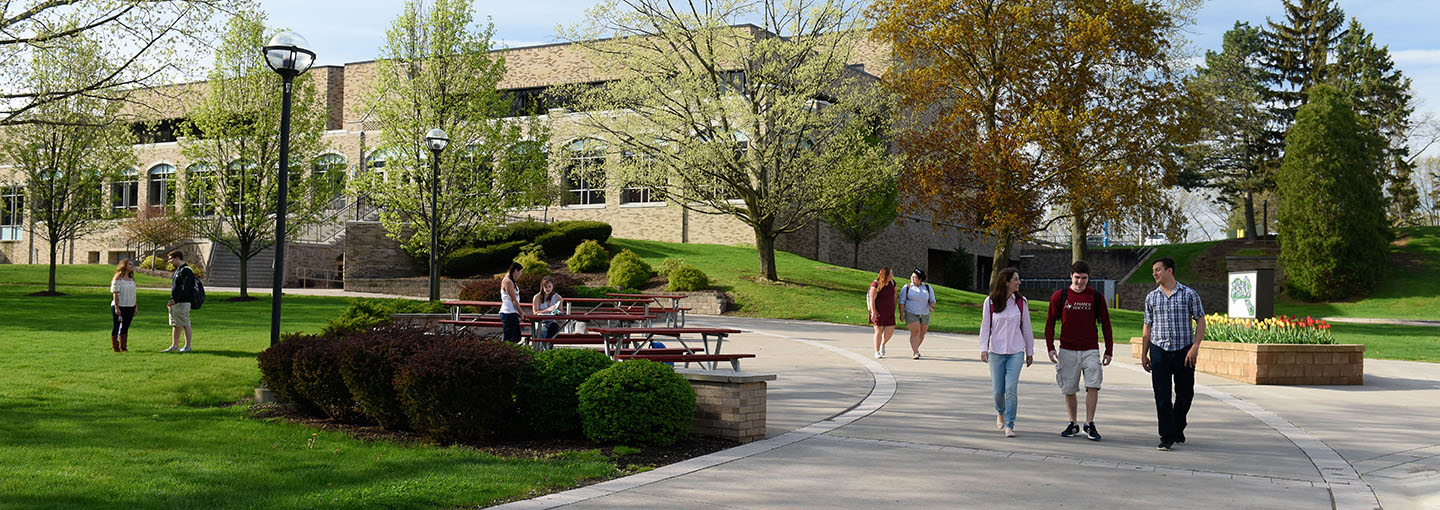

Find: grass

[610,238,1440,361]
[1125,241,1218,284]
[1274,226,1440,321]
[0,283,618,509]
[0,263,171,288]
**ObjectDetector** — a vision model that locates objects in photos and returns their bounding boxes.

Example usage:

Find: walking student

[980,267,1033,438]
[499,262,525,343]
[898,269,937,359]
[1141,257,1206,451]
[1045,260,1114,441]
[110,259,138,353]
[163,250,196,353]
[867,267,897,359]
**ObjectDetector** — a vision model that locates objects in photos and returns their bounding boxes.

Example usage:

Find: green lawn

[1125,241,1218,284]
[610,238,1439,361]
[1274,226,1440,320]
[0,263,171,288]
[0,283,616,509]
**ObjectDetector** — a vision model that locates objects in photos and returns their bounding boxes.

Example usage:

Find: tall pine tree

[1332,19,1418,226]
[1261,0,1346,150]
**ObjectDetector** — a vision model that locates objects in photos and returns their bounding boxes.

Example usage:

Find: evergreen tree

[1276,84,1387,301]
[1331,19,1418,226]
[1261,0,1346,152]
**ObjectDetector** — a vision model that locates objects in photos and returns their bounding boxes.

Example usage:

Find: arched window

[226,159,256,216]
[185,163,214,215]
[563,138,606,206]
[313,153,347,209]
[112,169,139,213]
[620,148,664,205]
[147,164,176,208]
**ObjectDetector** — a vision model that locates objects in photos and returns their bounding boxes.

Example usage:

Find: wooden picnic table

[586,327,742,360]
[605,293,690,326]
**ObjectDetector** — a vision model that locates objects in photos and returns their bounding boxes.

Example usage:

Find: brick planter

[1130,338,1363,385]
[674,368,776,442]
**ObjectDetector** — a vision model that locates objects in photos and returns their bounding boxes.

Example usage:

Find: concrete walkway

[495,315,1440,510]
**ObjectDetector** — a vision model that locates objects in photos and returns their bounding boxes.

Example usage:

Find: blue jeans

[989,352,1025,429]
[500,313,522,343]
[539,320,560,339]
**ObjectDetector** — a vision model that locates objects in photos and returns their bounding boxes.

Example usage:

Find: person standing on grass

[898,268,937,360]
[499,262,525,343]
[1045,260,1114,441]
[532,276,563,339]
[162,250,196,353]
[110,259,138,353]
[980,267,1033,438]
[867,267,897,359]
[1142,257,1206,451]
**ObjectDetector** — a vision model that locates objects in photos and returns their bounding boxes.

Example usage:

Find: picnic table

[586,326,743,362]
[605,293,691,326]
[559,297,658,319]
[523,312,654,348]
[440,300,532,321]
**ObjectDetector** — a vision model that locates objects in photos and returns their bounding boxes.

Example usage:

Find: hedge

[395,338,535,442]
[257,333,330,417]
[444,240,527,278]
[515,349,615,435]
[578,360,696,446]
[291,336,363,422]
[338,325,434,430]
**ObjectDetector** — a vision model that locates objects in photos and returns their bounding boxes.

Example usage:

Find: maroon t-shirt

[1044,286,1114,356]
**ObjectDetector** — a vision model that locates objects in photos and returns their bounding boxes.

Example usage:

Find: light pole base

[254,386,279,404]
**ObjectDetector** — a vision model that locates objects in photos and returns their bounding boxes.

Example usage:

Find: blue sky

[259,0,1440,117]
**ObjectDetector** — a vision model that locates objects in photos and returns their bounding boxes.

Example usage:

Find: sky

[256,0,1440,119]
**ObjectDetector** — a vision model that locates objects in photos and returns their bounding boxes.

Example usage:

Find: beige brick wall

[1130,340,1364,385]
[685,379,769,442]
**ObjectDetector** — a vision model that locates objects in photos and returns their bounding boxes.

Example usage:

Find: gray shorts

[1055,348,1102,394]
[168,302,191,327]
[902,311,930,326]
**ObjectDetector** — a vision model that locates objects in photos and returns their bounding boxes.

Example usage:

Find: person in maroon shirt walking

[1044,261,1114,441]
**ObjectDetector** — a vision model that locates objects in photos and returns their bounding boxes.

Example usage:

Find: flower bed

[1130,314,1363,385]
[1204,314,1335,344]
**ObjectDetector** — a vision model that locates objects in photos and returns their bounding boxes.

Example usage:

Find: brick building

[0,27,1001,290]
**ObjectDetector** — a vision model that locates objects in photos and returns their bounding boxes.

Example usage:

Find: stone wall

[343,221,424,279]
[287,243,345,287]
[345,277,474,299]
[676,369,775,443]
[1116,282,1227,313]
[1130,340,1363,385]
[1016,247,1146,280]
[776,215,1000,288]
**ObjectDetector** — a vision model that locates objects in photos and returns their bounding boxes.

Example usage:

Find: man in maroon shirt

[1045,261,1114,441]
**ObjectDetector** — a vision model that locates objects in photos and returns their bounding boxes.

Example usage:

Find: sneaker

[161,346,178,353]
[1003,427,1016,437]
[177,347,192,353]
[1060,422,1080,438]
[1083,422,1102,441]
[1176,434,1186,445]
[880,345,886,357]
[997,415,1005,430]
[874,350,883,359]
[1157,441,1173,451]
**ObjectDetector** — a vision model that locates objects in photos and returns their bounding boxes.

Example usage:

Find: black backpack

[189,268,206,310]
[1061,286,1098,309]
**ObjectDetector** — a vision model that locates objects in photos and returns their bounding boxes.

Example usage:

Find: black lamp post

[262,31,315,347]
[424,128,449,302]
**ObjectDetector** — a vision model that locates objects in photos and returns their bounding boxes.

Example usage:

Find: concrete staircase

[206,245,275,289]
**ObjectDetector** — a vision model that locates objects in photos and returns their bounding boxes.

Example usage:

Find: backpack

[190,270,206,310]
[899,283,935,309]
[1061,285,1098,310]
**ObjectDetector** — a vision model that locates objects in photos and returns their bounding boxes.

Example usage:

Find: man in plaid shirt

[1141,257,1206,452]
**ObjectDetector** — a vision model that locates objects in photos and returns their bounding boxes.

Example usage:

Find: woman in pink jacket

[980,267,1033,437]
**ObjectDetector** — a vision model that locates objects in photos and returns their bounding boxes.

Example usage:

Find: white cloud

[1393,49,1440,67]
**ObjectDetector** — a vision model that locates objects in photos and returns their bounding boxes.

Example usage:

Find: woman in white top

[110,259,138,353]
[979,267,1033,437]
[499,262,524,343]
[898,268,937,359]
[531,276,564,339]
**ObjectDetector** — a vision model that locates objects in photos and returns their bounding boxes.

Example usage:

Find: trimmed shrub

[537,221,612,256]
[566,239,610,273]
[257,333,329,417]
[140,255,173,271]
[515,349,615,435]
[516,272,581,300]
[444,240,526,278]
[578,360,696,446]
[395,337,536,442]
[458,276,502,302]
[503,220,553,243]
[291,336,364,422]
[321,298,446,337]
[515,251,550,277]
[656,257,686,278]
[338,325,434,430]
[607,250,653,289]
[666,263,709,291]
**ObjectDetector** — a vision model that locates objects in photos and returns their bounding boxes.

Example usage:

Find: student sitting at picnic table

[532,276,563,339]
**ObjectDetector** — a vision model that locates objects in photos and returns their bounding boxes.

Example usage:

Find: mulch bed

[246,401,740,470]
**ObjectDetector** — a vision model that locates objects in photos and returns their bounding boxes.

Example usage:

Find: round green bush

[666,263,709,291]
[257,332,329,417]
[578,360,695,446]
[515,349,615,435]
[657,257,686,278]
[443,240,526,278]
[515,251,550,277]
[395,338,535,443]
[292,336,364,422]
[566,239,610,273]
[607,250,653,289]
[338,325,434,430]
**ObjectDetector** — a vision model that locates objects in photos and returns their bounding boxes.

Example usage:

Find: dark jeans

[111,306,135,336]
[500,313,522,343]
[1150,343,1195,443]
[539,320,560,339]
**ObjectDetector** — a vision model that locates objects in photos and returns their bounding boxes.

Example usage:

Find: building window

[563,138,606,206]
[148,164,176,208]
[112,169,138,213]
[185,163,214,215]
[226,159,255,216]
[314,153,347,209]
[1,184,22,241]
[619,150,663,205]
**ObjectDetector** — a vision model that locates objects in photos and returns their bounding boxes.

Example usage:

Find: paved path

[496,315,1440,510]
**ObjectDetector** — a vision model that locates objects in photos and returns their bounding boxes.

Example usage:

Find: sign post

[1227,269,1274,320]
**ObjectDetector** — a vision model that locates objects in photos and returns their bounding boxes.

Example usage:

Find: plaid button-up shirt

[1144,283,1204,351]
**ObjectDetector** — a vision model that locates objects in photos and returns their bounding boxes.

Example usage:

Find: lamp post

[262,31,315,347]
[424,128,449,302]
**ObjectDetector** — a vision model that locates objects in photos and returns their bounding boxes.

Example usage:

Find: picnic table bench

[587,327,744,364]
[612,353,756,371]
[606,293,691,326]
[436,318,531,334]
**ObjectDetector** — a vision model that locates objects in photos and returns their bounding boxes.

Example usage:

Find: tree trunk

[753,223,779,282]
[1262,196,1270,237]
[47,239,59,294]
[238,241,250,299]
[1071,209,1089,264]
[853,241,861,268]
[1243,191,1257,239]
[989,234,1014,290]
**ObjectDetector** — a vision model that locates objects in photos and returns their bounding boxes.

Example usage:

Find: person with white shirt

[898,268,937,359]
[979,267,1034,437]
[109,259,138,353]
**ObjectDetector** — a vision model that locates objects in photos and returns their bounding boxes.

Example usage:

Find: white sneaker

[879,345,886,357]
[177,347,192,353]
[161,346,178,353]
[874,350,883,359]
[1004,427,1016,438]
